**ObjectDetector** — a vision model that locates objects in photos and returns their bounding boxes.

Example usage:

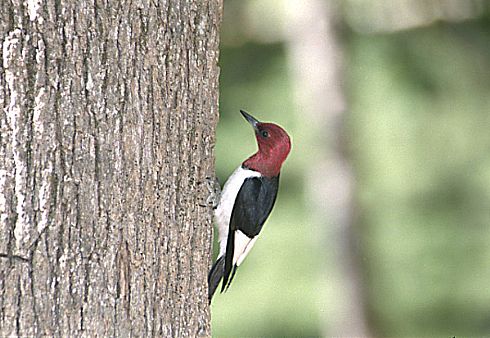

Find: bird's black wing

[222,175,279,292]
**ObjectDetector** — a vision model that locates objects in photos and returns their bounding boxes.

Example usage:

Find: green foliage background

[211,3,490,337]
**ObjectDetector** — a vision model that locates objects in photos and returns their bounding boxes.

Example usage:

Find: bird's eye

[261,130,269,138]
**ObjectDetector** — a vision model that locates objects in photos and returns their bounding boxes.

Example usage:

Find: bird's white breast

[214,166,261,256]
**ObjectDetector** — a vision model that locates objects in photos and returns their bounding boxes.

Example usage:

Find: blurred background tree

[212,0,490,337]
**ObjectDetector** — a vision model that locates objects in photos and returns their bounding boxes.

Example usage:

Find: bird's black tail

[208,256,225,303]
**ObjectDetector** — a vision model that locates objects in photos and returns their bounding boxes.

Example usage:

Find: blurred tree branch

[285,0,370,336]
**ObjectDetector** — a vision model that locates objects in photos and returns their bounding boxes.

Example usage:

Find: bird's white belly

[214,166,260,256]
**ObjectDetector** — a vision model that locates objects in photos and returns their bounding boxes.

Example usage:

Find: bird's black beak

[240,110,260,132]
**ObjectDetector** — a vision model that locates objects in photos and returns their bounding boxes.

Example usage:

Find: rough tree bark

[0,0,222,336]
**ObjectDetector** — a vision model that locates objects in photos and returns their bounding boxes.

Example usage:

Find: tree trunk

[285,0,370,336]
[0,0,222,336]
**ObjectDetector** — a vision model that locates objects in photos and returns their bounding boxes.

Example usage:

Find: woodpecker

[208,110,291,302]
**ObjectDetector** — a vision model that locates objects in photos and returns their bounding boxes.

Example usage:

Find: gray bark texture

[0,0,222,336]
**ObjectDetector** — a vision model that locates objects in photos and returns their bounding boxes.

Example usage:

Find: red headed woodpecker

[208,110,291,302]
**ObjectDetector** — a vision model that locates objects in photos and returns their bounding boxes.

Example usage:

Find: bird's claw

[205,175,221,209]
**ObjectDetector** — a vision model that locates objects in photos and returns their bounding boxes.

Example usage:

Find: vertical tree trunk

[285,0,370,336]
[0,0,222,336]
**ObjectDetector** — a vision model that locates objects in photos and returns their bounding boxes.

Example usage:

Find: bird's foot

[204,175,221,209]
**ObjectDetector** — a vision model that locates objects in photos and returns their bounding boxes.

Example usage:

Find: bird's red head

[241,110,291,177]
